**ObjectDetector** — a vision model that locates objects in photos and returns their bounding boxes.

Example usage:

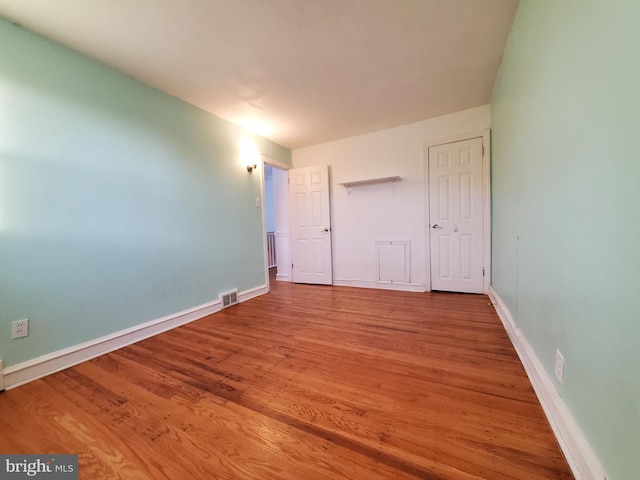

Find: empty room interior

[0,1,638,479]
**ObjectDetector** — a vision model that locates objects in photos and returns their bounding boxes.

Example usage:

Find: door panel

[429,138,483,293]
[289,166,333,285]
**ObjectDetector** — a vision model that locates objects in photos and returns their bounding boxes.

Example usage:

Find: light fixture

[239,137,260,173]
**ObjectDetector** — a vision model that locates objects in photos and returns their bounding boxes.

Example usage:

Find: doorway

[427,135,489,294]
[262,161,291,286]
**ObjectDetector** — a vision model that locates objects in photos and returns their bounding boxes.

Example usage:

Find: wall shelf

[338,175,401,195]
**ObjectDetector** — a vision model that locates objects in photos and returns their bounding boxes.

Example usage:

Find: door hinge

[482,145,485,156]
[482,267,485,277]
[291,263,294,269]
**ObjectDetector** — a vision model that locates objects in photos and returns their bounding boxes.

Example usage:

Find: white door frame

[424,128,491,294]
[260,156,292,292]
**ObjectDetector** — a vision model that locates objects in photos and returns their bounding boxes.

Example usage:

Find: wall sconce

[239,138,260,173]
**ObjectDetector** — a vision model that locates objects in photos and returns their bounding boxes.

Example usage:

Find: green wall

[0,19,291,368]
[491,1,640,478]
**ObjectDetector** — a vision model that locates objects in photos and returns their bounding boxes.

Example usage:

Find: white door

[429,138,484,293]
[289,166,333,285]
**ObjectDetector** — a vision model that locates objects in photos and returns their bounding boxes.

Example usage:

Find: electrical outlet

[555,349,564,383]
[12,319,29,339]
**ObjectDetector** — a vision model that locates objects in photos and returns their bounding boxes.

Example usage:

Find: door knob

[322,228,330,232]
[432,224,444,229]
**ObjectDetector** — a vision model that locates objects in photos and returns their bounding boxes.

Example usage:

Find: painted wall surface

[0,20,291,367]
[491,1,640,477]
[293,106,490,290]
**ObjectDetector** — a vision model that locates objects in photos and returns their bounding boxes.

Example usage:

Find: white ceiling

[0,0,518,150]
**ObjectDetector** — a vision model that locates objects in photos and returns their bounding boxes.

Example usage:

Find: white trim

[275,274,291,282]
[260,156,292,290]
[0,359,4,391]
[375,240,411,283]
[424,128,491,294]
[3,285,269,390]
[481,129,491,292]
[259,156,270,293]
[333,278,426,293]
[239,284,268,303]
[261,155,292,171]
[488,287,608,480]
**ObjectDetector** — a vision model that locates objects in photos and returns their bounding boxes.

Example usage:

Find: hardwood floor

[0,282,573,479]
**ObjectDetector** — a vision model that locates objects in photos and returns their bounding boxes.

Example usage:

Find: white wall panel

[292,106,490,290]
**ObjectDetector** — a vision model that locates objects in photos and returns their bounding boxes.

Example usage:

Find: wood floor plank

[0,282,573,479]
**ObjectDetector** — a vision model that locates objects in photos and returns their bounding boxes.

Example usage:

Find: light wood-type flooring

[0,281,573,479]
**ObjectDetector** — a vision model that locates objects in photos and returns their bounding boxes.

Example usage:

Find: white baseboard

[3,285,268,390]
[333,278,426,293]
[275,274,291,282]
[0,359,4,391]
[239,284,268,302]
[488,287,608,480]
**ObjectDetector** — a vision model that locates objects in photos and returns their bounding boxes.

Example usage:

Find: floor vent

[220,290,239,309]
